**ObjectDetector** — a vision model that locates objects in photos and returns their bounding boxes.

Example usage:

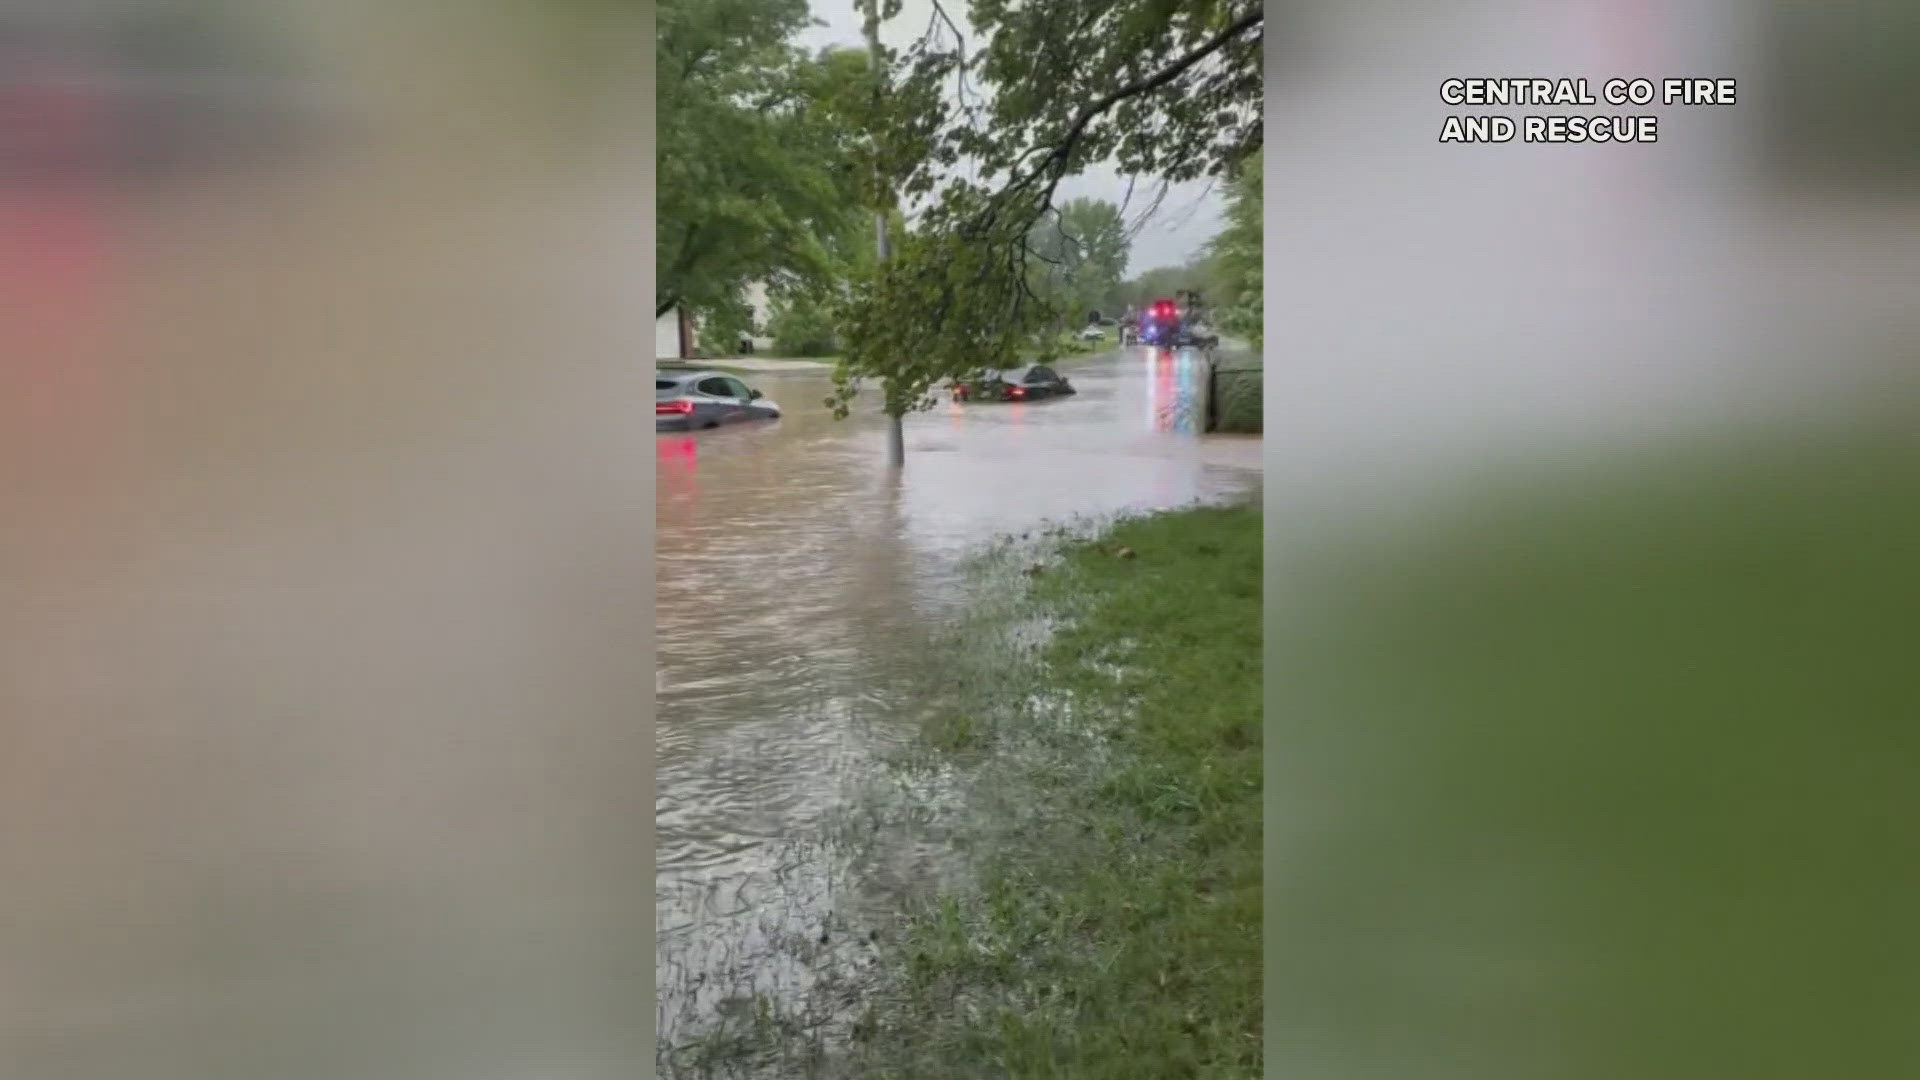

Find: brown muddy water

[654,348,1260,1047]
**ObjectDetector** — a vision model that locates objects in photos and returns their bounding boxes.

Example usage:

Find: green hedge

[768,300,839,357]
[1210,367,1262,433]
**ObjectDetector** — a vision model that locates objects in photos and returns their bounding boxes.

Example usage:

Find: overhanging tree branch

[1008,6,1260,194]
[971,5,1260,242]
[924,0,978,109]
[827,0,1260,422]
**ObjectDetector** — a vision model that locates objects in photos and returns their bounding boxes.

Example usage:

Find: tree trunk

[866,4,904,470]
[655,223,700,318]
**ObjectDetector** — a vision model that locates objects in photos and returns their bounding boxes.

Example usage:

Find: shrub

[1211,368,1262,432]
[768,298,839,357]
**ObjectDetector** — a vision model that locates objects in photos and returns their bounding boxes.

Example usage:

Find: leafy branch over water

[827,0,1263,419]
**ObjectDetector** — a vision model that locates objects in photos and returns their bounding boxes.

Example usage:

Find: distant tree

[1025,197,1130,331]
[1097,277,1137,316]
[768,296,841,356]
[1060,198,1131,325]
[1123,263,1206,307]
[1201,151,1261,349]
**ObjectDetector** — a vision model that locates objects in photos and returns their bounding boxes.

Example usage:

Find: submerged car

[950,364,1076,402]
[656,370,781,431]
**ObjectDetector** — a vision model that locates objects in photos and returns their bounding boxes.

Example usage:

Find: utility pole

[865,2,905,468]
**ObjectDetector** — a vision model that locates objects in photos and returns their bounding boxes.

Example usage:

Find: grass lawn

[736,354,840,365]
[657,358,837,377]
[656,361,757,376]
[849,501,1263,1077]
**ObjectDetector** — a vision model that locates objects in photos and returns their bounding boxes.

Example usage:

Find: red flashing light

[657,400,694,414]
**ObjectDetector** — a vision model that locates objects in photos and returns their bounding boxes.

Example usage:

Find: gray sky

[796,0,1226,276]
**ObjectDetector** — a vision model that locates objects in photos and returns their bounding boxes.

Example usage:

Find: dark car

[656,370,781,431]
[950,364,1076,402]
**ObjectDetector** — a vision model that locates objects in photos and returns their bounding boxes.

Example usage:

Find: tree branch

[992,5,1262,222]
[658,221,705,315]
[676,45,714,88]
[925,0,977,108]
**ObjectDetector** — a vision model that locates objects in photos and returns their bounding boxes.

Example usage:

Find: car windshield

[1026,366,1058,382]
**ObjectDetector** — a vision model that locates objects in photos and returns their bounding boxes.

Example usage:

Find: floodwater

[654,347,1260,1042]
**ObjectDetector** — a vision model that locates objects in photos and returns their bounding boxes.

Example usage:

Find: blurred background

[1,1,653,1077]
[1265,1,1918,1077]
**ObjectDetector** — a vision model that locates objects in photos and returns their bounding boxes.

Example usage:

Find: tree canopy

[1121,263,1208,308]
[1025,198,1131,329]
[655,0,870,330]
[827,0,1262,417]
[1201,151,1261,350]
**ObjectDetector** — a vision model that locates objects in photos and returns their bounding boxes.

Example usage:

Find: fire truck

[1138,297,1185,346]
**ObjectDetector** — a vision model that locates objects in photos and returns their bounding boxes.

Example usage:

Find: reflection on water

[657,434,699,503]
[654,351,1257,1042]
[1148,347,1208,433]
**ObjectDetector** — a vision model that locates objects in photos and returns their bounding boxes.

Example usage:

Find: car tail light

[1009,386,1025,398]
[657,399,693,414]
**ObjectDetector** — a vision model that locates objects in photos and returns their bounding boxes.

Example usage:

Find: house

[654,283,777,361]
[740,281,776,354]
[654,305,695,361]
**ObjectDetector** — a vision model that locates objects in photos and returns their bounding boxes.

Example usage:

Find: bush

[768,299,839,357]
[1210,367,1262,432]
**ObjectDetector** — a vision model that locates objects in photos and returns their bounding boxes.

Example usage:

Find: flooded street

[655,347,1259,1038]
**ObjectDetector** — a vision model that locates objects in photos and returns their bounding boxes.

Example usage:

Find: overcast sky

[795,0,1226,276]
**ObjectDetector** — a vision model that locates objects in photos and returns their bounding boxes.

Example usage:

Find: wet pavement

[654,346,1260,1041]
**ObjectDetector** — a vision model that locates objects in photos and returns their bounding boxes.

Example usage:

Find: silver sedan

[655,370,781,431]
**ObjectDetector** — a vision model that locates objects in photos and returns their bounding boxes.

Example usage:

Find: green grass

[849,502,1263,1078]
[656,361,758,376]
[1211,343,1262,370]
